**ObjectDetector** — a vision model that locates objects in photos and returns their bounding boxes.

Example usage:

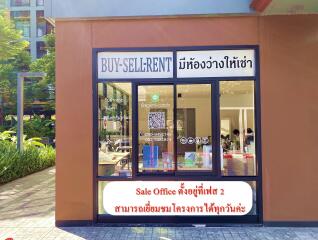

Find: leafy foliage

[0,12,55,119]
[29,33,55,109]
[0,10,29,61]
[0,131,55,184]
[0,130,45,148]
[99,129,121,141]
[10,115,55,140]
[0,10,31,119]
[0,115,55,145]
[0,14,56,184]
[0,50,31,111]
[0,130,15,141]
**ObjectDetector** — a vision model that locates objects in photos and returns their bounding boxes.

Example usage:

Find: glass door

[176,84,213,172]
[136,83,214,175]
[137,84,174,173]
[219,81,256,176]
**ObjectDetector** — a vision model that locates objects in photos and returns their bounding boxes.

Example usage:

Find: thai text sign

[98,51,173,79]
[103,181,253,216]
[177,50,255,78]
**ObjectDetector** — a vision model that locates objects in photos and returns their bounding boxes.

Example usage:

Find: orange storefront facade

[55,15,318,226]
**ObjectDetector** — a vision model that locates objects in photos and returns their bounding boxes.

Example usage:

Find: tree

[0,11,29,61]
[29,33,55,112]
[0,10,30,125]
[30,33,55,85]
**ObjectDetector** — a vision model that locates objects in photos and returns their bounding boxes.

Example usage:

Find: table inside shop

[98,151,130,176]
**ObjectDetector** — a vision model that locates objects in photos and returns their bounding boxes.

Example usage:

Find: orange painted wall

[56,21,93,221]
[56,15,318,222]
[259,15,318,221]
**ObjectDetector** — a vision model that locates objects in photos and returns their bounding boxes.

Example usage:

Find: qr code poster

[148,112,166,129]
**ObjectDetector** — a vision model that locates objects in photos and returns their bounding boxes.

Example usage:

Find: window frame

[92,45,263,224]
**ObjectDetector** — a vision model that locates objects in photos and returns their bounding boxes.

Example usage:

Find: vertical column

[17,75,24,151]
[30,0,37,60]
[131,82,138,177]
[212,81,221,175]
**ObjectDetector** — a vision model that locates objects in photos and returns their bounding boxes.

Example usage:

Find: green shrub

[9,115,55,142]
[0,126,7,132]
[99,129,121,141]
[0,132,55,184]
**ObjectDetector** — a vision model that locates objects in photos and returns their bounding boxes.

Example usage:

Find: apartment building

[4,0,54,60]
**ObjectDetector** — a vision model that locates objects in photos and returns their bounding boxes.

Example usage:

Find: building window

[36,41,46,58]
[138,85,174,173]
[220,81,256,176]
[176,84,212,171]
[36,0,44,6]
[98,82,132,177]
[95,48,260,222]
[36,10,46,37]
[96,81,258,176]
[10,11,30,38]
[0,1,6,8]
[10,0,30,6]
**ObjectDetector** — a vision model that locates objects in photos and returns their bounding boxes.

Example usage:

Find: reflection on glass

[98,181,108,214]
[36,0,44,6]
[98,82,132,177]
[36,41,46,58]
[176,84,212,171]
[220,81,256,176]
[10,11,30,38]
[11,0,30,6]
[37,11,46,37]
[247,181,257,215]
[138,85,174,172]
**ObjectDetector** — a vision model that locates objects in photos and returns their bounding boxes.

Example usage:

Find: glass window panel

[36,41,46,58]
[10,11,30,38]
[98,181,109,214]
[246,181,257,215]
[98,82,132,177]
[176,84,212,171]
[220,81,256,176]
[11,0,30,6]
[36,0,44,6]
[138,85,174,173]
[36,10,46,37]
